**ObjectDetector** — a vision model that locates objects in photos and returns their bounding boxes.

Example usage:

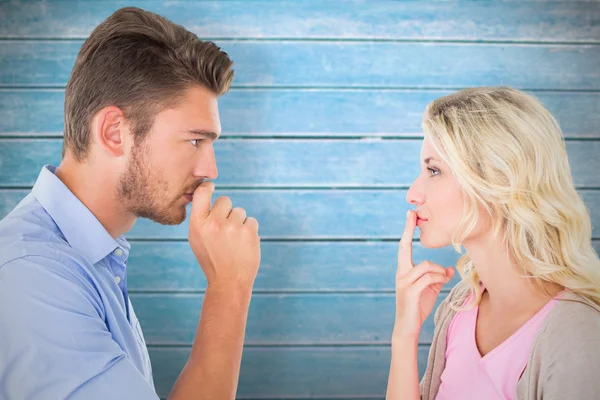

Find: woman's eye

[427,167,440,177]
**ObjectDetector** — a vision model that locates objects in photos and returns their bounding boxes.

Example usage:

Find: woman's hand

[393,210,455,340]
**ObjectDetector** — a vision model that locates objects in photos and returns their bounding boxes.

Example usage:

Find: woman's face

[406,136,490,248]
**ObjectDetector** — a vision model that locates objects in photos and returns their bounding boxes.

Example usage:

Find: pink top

[435,289,562,400]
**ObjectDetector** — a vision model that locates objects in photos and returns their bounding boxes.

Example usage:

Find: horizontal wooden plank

[2,139,600,187]
[149,345,425,399]
[127,241,465,292]
[130,240,600,292]
[1,41,599,90]
[1,89,598,138]
[2,189,600,239]
[133,293,436,345]
[1,1,597,42]
[5,138,425,187]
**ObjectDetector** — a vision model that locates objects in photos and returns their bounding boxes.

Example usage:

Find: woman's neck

[464,232,563,317]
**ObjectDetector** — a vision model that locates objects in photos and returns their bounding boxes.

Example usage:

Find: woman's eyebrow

[423,157,440,165]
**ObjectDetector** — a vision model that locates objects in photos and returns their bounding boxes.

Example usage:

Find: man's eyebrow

[185,129,220,140]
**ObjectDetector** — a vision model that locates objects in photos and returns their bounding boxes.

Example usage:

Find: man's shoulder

[2,194,61,256]
[0,246,104,320]
[0,194,94,281]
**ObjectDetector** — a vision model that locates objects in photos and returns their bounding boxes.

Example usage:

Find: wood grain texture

[1,1,598,398]
[126,241,464,292]
[1,40,599,89]
[1,139,600,187]
[126,240,600,292]
[2,189,600,239]
[132,292,441,345]
[149,345,425,399]
[2,1,598,42]
[1,89,598,137]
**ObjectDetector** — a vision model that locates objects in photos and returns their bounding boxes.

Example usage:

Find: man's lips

[183,180,208,202]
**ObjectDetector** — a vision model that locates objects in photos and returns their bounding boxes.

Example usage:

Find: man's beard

[117,144,187,225]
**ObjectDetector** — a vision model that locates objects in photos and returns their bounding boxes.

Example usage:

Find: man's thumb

[190,181,215,220]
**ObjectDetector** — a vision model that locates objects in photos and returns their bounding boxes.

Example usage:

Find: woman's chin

[419,232,452,249]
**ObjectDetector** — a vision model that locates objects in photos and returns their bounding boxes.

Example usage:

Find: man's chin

[156,216,186,226]
[140,208,187,226]
[159,211,187,226]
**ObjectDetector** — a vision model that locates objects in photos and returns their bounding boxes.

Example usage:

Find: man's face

[118,86,220,225]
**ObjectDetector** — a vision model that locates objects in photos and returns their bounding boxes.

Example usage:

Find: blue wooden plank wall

[1,1,599,399]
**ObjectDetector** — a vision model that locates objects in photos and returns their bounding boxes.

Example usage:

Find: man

[0,7,261,399]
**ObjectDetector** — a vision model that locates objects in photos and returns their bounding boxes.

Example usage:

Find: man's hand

[170,182,261,400]
[188,182,261,290]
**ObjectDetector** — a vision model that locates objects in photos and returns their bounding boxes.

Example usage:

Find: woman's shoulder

[523,292,600,396]
[542,292,600,340]
[533,291,600,358]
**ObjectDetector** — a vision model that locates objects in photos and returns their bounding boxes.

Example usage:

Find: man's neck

[55,158,135,239]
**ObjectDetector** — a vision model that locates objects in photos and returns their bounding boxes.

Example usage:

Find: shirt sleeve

[0,255,160,400]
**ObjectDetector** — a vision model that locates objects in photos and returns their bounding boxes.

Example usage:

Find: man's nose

[195,146,218,180]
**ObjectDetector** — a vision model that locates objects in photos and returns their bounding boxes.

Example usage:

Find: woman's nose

[406,176,425,206]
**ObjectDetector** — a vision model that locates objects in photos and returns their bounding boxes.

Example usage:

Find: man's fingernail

[406,210,411,218]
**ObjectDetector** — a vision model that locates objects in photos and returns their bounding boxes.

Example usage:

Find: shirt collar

[32,165,130,264]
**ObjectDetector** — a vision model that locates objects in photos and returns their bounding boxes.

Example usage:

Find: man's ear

[91,106,129,158]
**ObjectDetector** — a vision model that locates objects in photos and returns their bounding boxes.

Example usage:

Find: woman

[386,87,600,400]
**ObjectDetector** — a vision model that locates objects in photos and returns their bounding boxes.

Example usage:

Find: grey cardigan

[419,281,600,399]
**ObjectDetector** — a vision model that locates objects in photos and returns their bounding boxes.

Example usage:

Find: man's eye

[189,139,199,147]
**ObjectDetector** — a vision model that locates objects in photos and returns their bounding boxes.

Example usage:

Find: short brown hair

[63,7,234,161]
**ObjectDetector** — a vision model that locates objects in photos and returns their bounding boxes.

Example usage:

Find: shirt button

[114,248,123,257]
[115,276,122,284]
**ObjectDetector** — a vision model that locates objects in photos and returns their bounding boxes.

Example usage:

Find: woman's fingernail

[407,210,411,218]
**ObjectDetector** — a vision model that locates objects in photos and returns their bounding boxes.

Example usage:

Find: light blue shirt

[0,165,159,399]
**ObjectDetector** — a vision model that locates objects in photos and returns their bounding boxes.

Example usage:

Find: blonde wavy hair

[421,87,600,308]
